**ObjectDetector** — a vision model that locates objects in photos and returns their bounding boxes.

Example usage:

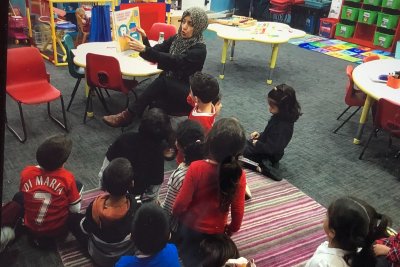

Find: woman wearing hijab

[103,7,209,127]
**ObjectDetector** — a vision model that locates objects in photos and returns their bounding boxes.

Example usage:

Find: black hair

[189,72,220,103]
[36,134,72,171]
[200,234,239,267]
[205,118,246,211]
[101,158,133,196]
[139,108,173,141]
[328,197,391,267]
[176,120,205,165]
[267,84,302,122]
[212,93,222,106]
[131,203,170,255]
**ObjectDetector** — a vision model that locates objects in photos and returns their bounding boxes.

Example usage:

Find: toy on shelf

[8,2,29,44]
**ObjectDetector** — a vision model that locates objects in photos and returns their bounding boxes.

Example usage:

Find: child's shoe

[0,227,15,253]
[259,166,282,181]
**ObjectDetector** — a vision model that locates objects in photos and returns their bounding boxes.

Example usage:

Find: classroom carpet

[57,170,326,267]
[288,34,393,64]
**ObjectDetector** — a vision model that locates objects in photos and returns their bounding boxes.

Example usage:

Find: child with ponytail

[172,118,247,266]
[306,196,390,267]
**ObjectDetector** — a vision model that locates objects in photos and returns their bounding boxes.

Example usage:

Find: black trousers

[243,140,282,166]
[128,75,192,116]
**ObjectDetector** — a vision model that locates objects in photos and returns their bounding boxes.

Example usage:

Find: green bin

[358,10,378,24]
[374,31,394,48]
[341,6,360,21]
[382,0,400,9]
[363,0,382,6]
[335,23,356,38]
[346,0,361,2]
[377,13,399,29]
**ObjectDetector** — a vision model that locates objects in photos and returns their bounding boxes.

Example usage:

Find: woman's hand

[373,244,390,256]
[136,27,147,38]
[126,35,146,52]
[250,131,260,140]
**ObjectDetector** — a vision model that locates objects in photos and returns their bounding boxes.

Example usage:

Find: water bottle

[158,32,165,44]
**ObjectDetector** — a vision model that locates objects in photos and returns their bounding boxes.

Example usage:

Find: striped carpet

[57,170,327,267]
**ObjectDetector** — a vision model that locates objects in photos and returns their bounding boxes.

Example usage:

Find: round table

[352,58,400,144]
[73,41,162,77]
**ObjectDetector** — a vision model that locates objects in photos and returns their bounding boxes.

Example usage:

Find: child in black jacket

[242,84,301,181]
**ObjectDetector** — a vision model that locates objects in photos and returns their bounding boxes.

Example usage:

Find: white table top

[207,22,306,43]
[352,59,400,103]
[73,41,162,77]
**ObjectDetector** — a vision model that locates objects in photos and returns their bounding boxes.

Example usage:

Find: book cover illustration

[113,7,142,53]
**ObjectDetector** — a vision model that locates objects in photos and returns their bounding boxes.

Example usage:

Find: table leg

[267,44,280,85]
[353,95,374,145]
[219,39,229,79]
[230,40,235,61]
[85,83,93,118]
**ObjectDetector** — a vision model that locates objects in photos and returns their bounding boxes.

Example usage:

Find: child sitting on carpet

[69,158,140,267]
[306,196,390,267]
[162,119,205,216]
[1,134,82,249]
[373,229,400,267]
[115,203,180,267]
[99,108,173,203]
[199,234,240,267]
[242,84,301,181]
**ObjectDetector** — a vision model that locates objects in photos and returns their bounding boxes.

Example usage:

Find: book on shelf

[113,7,142,53]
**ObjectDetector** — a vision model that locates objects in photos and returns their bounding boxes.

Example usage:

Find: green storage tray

[335,23,356,38]
[382,0,400,9]
[358,9,378,24]
[363,0,382,5]
[377,13,399,29]
[346,0,361,2]
[374,31,394,48]
[341,6,360,21]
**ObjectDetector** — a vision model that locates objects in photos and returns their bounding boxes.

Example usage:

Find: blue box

[396,41,400,59]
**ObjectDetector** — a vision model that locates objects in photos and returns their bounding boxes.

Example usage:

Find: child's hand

[250,132,260,140]
[126,35,146,52]
[373,244,391,256]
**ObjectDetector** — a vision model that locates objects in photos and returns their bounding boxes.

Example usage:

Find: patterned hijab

[169,7,208,55]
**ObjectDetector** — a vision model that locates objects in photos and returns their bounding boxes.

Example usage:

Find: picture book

[113,7,142,52]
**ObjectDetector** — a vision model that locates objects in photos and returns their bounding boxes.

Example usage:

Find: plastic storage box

[319,18,339,38]
[341,6,359,21]
[382,0,400,9]
[304,0,332,8]
[377,13,399,29]
[358,9,378,24]
[335,23,356,38]
[374,31,394,48]
[363,0,382,6]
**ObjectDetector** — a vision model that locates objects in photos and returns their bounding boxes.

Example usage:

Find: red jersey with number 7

[20,166,81,235]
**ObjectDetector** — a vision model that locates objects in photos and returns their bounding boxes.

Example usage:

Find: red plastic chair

[84,53,138,123]
[269,0,292,22]
[359,98,400,159]
[147,23,177,42]
[333,65,366,133]
[6,47,68,143]
[363,55,380,63]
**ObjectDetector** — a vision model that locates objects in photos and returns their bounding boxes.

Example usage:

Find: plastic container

[363,0,382,6]
[341,6,360,21]
[304,0,332,8]
[358,10,378,24]
[387,75,400,89]
[335,23,356,38]
[346,0,361,2]
[377,13,400,29]
[382,0,400,9]
[319,18,339,38]
[374,31,394,48]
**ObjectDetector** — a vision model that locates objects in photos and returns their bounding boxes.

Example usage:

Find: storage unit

[319,17,339,37]
[334,0,400,52]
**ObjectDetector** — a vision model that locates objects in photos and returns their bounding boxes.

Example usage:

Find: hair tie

[195,139,201,143]
[350,198,370,225]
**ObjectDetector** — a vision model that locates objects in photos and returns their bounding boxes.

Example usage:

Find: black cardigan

[139,35,207,82]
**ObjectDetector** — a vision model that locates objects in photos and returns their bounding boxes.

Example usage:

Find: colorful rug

[57,170,327,267]
[289,34,393,64]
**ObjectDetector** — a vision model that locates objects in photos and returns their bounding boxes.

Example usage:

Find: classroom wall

[210,0,234,12]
